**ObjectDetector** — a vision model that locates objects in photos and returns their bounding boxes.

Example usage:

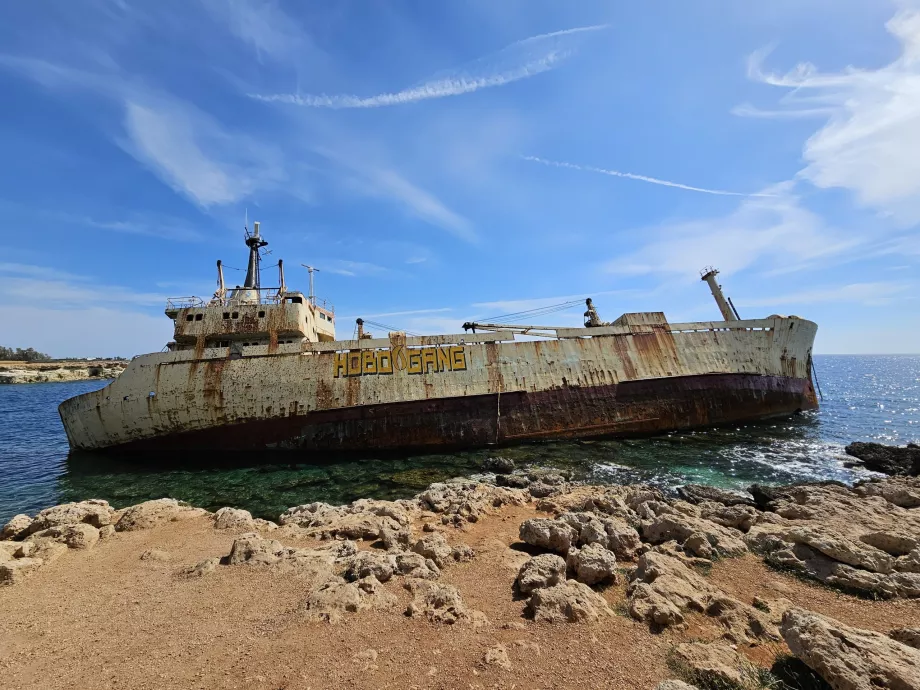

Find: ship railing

[165,297,205,310]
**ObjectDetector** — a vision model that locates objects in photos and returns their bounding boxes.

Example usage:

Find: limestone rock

[411,533,453,568]
[627,552,712,627]
[29,523,99,550]
[788,527,894,574]
[890,628,920,650]
[519,518,577,554]
[279,498,414,540]
[183,557,220,577]
[0,557,44,585]
[483,456,515,474]
[854,477,920,509]
[343,550,397,583]
[516,554,567,594]
[655,682,700,690]
[1,514,32,540]
[27,499,114,534]
[676,485,754,507]
[115,499,183,531]
[782,607,920,690]
[671,642,758,690]
[140,549,170,562]
[404,578,469,624]
[227,533,284,566]
[699,504,759,533]
[378,525,412,551]
[845,441,920,476]
[394,552,440,580]
[525,580,611,623]
[566,543,617,586]
[98,524,115,540]
[31,542,67,564]
[213,507,255,531]
[495,474,530,489]
[528,482,556,499]
[451,543,475,563]
[483,644,512,670]
[641,513,747,558]
[683,532,715,559]
[418,481,528,523]
[303,575,397,623]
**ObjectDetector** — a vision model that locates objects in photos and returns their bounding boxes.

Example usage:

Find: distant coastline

[0,360,128,385]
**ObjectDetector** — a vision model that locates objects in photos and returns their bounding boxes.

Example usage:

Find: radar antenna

[301,264,320,306]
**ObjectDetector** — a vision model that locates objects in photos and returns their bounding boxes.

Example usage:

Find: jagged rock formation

[845,441,920,476]
[781,607,920,689]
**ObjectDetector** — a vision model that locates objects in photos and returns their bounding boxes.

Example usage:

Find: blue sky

[0,0,917,356]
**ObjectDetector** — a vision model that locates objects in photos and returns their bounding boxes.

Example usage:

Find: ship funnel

[700,267,737,321]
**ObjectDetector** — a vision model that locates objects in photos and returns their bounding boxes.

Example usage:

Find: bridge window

[259,310,265,318]
[287,296,303,304]
[232,312,239,319]
[223,312,230,319]
[186,315,194,322]
[195,314,203,321]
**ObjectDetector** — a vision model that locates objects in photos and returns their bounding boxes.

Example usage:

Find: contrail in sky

[250,25,608,108]
[522,156,778,197]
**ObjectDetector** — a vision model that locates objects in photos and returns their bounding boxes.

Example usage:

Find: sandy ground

[2,502,919,690]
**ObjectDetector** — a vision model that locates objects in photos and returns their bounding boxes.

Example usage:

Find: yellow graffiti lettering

[451,346,467,371]
[333,345,468,377]
[436,347,451,372]
[392,345,408,371]
[421,347,437,374]
[347,353,362,377]
[376,351,393,374]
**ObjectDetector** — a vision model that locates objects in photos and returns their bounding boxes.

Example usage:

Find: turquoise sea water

[0,355,917,522]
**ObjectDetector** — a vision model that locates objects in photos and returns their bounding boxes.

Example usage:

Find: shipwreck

[59,222,819,451]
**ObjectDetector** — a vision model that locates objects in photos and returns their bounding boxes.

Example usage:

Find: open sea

[0,355,918,523]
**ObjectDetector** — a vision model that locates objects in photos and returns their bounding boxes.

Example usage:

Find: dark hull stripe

[98,372,817,452]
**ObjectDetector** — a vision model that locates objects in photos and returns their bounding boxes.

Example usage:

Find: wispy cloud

[0,263,167,307]
[0,56,286,208]
[521,156,778,197]
[606,183,860,278]
[250,24,608,108]
[317,147,476,242]
[198,0,314,62]
[737,281,911,308]
[319,259,392,277]
[731,102,836,119]
[738,10,920,223]
[363,307,453,318]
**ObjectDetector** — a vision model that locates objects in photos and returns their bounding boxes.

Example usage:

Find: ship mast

[244,221,268,291]
[700,267,739,321]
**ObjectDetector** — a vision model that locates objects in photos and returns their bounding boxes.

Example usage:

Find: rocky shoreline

[3,460,920,689]
[0,360,127,384]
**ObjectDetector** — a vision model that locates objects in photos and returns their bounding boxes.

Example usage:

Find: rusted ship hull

[85,372,815,452]
[59,317,819,453]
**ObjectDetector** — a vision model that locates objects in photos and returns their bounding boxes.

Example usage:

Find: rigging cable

[480,298,586,324]
[362,320,422,337]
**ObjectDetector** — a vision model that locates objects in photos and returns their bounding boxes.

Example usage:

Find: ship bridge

[164,221,335,352]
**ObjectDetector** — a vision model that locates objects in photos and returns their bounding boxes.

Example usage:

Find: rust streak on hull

[87,373,815,453]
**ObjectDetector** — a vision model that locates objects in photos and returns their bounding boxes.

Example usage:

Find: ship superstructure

[59,225,818,452]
